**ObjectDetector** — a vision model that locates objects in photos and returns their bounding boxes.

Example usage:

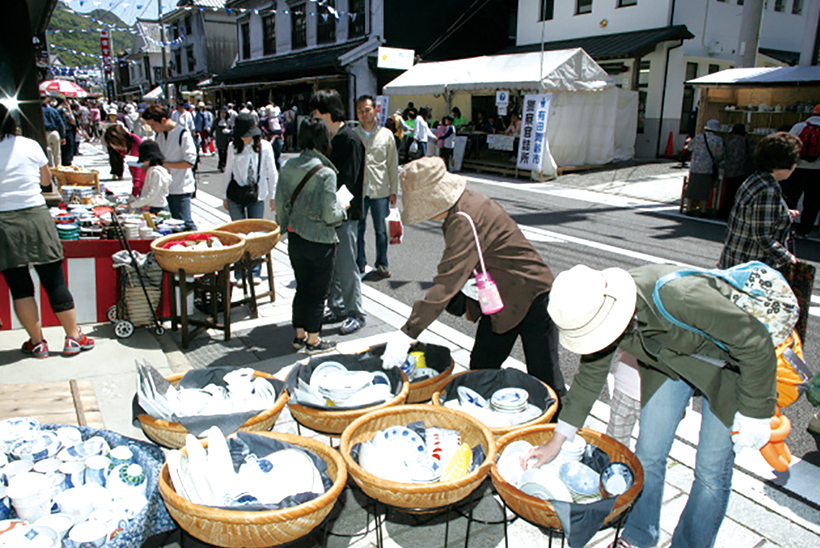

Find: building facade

[161,0,237,93]
[209,0,516,116]
[513,0,819,157]
[120,20,167,101]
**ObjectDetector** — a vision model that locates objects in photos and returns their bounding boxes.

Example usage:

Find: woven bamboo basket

[215,219,281,260]
[137,370,288,449]
[406,358,455,404]
[287,375,410,436]
[50,166,100,189]
[339,405,497,512]
[489,425,644,531]
[151,230,246,275]
[431,371,559,439]
[158,432,347,547]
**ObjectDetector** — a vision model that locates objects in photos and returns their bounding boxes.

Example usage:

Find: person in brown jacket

[399,157,565,397]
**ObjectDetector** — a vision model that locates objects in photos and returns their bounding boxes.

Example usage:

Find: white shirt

[154,124,197,195]
[0,136,48,212]
[130,165,170,209]
[222,139,278,203]
[171,109,196,134]
[414,115,434,142]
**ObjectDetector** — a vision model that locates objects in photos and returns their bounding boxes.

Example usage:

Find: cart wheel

[115,321,135,338]
[154,326,166,336]
[107,305,118,323]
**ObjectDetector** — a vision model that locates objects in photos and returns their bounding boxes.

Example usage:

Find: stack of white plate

[490,388,529,414]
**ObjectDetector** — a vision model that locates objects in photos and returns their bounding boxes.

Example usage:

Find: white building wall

[516,0,814,158]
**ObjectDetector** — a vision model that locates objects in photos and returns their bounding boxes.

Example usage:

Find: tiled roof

[135,20,164,54]
[501,25,694,61]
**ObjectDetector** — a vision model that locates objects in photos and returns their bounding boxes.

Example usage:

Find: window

[617,0,637,6]
[184,16,192,36]
[793,0,804,14]
[174,50,181,74]
[317,0,336,44]
[576,0,592,14]
[172,24,179,40]
[143,55,151,83]
[241,23,251,60]
[263,14,276,55]
[679,62,698,134]
[774,0,785,11]
[539,0,554,20]
[349,0,366,38]
[737,0,744,5]
[708,63,720,74]
[186,46,195,72]
[153,66,162,83]
[292,3,307,49]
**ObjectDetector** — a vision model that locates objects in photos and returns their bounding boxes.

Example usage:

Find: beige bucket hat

[547,265,637,355]
[400,157,466,224]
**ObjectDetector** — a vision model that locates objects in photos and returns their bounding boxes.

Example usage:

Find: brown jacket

[402,188,553,338]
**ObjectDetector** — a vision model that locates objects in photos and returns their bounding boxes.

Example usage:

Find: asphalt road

[194,151,820,466]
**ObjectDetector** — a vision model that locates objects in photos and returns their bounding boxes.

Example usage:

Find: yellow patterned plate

[441,443,472,482]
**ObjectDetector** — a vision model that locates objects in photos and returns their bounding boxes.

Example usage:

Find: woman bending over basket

[0,104,94,358]
[523,264,778,548]
[275,118,348,355]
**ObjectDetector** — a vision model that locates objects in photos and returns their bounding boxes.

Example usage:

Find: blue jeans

[356,196,389,271]
[167,193,197,232]
[227,199,265,276]
[621,378,735,548]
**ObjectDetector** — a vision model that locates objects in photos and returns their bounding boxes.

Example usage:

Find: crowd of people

[5,87,817,548]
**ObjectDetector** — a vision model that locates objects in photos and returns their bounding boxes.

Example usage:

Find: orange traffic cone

[664,131,675,158]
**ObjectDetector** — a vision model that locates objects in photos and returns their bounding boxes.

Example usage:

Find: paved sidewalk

[1,141,817,547]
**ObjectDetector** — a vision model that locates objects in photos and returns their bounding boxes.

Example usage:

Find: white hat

[106,106,118,116]
[547,265,637,355]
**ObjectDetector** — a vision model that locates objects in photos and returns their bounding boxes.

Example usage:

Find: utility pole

[159,0,169,103]
[735,0,765,68]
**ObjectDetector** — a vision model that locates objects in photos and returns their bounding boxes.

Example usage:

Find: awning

[499,25,694,61]
[688,66,820,87]
[214,39,367,85]
[759,47,800,66]
[383,48,614,96]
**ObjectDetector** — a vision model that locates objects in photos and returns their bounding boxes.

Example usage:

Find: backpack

[653,261,811,408]
[798,122,820,162]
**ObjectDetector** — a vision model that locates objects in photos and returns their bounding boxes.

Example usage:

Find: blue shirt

[42,105,65,137]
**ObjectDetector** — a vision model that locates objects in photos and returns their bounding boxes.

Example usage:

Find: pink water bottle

[475,269,504,315]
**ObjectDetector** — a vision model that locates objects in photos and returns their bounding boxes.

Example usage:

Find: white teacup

[58,461,85,489]
[55,486,96,523]
[108,446,133,470]
[32,458,62,475]
[34,513,75,540]
[6,472,57,508]
[55,427,82,450]
[83,456,110,487]
[68,519,108,548]
[3,459,33,481]
[12,496,53,522]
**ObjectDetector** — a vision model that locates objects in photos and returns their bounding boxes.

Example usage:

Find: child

[606,349,642,449]
[129,140,170,215]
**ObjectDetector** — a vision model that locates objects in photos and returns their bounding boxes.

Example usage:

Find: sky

[59,0,181,25]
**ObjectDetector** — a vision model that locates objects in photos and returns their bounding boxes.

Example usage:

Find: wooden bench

[0,380,105,428]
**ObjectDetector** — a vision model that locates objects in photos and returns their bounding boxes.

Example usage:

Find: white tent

[383,48,638,177]
[142,86,164,101]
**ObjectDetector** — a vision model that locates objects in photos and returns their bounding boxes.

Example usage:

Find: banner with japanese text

[100,29,112,75]
[375,95,390,127]
[516,94,552,171]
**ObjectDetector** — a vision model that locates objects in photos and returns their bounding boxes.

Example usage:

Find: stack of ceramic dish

[443,387,543,428]
[559,461,603,503]
[290,361,393,409]
[166,428,326,508]
[0,417,155,546]
[55,223,79,241]
[137,362,278,422]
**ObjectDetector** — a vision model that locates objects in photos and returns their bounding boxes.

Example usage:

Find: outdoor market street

[3,139,816,547]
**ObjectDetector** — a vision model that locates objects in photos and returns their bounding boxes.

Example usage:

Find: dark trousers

[469,292,566,398]
[783,167,820,235]
[108,146,124,177]
[288,232,337,333]
[60,130,75,166]
[217,147,228,171]
[718,175,747,219]
[2,260,74,312]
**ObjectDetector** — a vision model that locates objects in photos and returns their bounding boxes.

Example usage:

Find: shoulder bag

[290,164,324,207]
[226,147,262,206]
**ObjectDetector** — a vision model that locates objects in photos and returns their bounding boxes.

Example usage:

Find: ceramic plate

[490,388,529,408]
[185,434,217,506]
[377,426,426,456]
[559,462,601,496]
[408,456,443,483]
[309,361,348,390]
[456,387,488,409]
[205,428,236,503]
[166,450,191,501]
[409,367,438,381]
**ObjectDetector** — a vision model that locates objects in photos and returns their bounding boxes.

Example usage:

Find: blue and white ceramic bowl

[559,461,601,497]
[600,462,634,497]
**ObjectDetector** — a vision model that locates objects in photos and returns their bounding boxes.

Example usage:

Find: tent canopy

[383,48,614,96]
[688,66,820,87]
[142,86,165,101]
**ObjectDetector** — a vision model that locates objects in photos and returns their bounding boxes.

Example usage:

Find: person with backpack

[522,263,779,548]
[783,104,820,237]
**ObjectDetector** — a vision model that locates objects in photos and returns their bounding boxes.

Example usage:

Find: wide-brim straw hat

[400,157,466,224]
[547,265,637,355]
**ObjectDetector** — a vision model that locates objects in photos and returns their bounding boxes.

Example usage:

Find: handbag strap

[703,132,717,166]
[455,211,488,275]
[290,164,324,207]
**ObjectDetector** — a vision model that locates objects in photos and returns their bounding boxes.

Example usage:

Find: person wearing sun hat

[523,263,778,548]
[398,156,565,396]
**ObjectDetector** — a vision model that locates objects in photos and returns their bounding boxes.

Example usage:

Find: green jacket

[274,149,346,244]
[561,264,777,430]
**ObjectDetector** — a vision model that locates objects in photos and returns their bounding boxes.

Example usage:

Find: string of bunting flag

[50,44,140,66]
[62,1,364,21]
